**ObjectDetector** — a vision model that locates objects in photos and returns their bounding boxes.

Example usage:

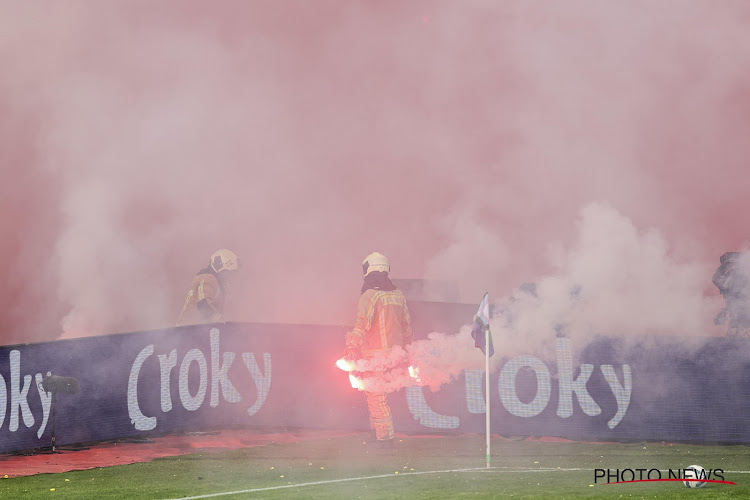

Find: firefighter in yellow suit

[345,252,413,448]
[176,249,240,326]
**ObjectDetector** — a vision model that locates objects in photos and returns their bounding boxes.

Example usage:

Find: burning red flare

[336,358,362,388]
[408,365,421,383]
[348,373,363,389]
[336,357,354,372]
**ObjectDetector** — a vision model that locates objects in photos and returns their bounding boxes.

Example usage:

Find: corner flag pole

[472,292,492,469]
[485,323,491,469]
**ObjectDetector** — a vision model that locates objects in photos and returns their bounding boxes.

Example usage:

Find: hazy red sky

[1,1,748,344]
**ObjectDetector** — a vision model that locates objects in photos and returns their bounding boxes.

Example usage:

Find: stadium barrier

[0,302,748,453]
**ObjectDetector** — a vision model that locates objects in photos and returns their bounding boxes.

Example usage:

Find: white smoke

[492,202,721,358]
[349,202,723,393]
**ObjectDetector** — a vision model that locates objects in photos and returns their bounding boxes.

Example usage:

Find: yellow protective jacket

[346,288,413,356]
[176,269,226,326]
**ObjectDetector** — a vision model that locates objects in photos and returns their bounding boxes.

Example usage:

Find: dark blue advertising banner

[0,302,748,453]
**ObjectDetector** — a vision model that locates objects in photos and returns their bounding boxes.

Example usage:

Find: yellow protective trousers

[364,391,394,441]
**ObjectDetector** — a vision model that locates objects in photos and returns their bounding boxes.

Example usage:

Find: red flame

[408,365,422,384]
[336,357,354,372]
[337,358,361,388]
[348,373,362,389]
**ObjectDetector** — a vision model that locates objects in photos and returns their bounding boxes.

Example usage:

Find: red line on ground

[604,479,736,485]
[0,429,361,478]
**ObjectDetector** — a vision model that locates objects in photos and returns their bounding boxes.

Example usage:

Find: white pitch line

[161,467,545,500]
[163,466,750,499]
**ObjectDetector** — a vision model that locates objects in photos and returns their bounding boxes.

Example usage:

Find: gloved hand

[344,346,360,362]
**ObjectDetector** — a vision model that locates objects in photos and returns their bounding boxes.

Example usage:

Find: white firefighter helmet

[210,249,240,274]
[362,252,390,276]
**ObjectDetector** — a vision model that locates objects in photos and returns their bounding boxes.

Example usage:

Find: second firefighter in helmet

[176,249,240,326]
[345,252,413,447]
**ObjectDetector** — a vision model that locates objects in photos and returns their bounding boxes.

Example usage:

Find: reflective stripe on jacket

[346,288,413,354]
[176,272,225,326]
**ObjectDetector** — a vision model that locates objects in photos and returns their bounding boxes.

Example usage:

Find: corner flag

[471,292,493,357]
[471,292,494,469]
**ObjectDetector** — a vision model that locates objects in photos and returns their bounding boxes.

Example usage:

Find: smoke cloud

[490,202,723,356]
[345,201,724,394]
[1,1,749,346]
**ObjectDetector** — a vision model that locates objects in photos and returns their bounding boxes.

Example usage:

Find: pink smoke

[0,1,748,344]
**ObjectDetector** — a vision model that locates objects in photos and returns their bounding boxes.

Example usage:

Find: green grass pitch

[2,434,749,499]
